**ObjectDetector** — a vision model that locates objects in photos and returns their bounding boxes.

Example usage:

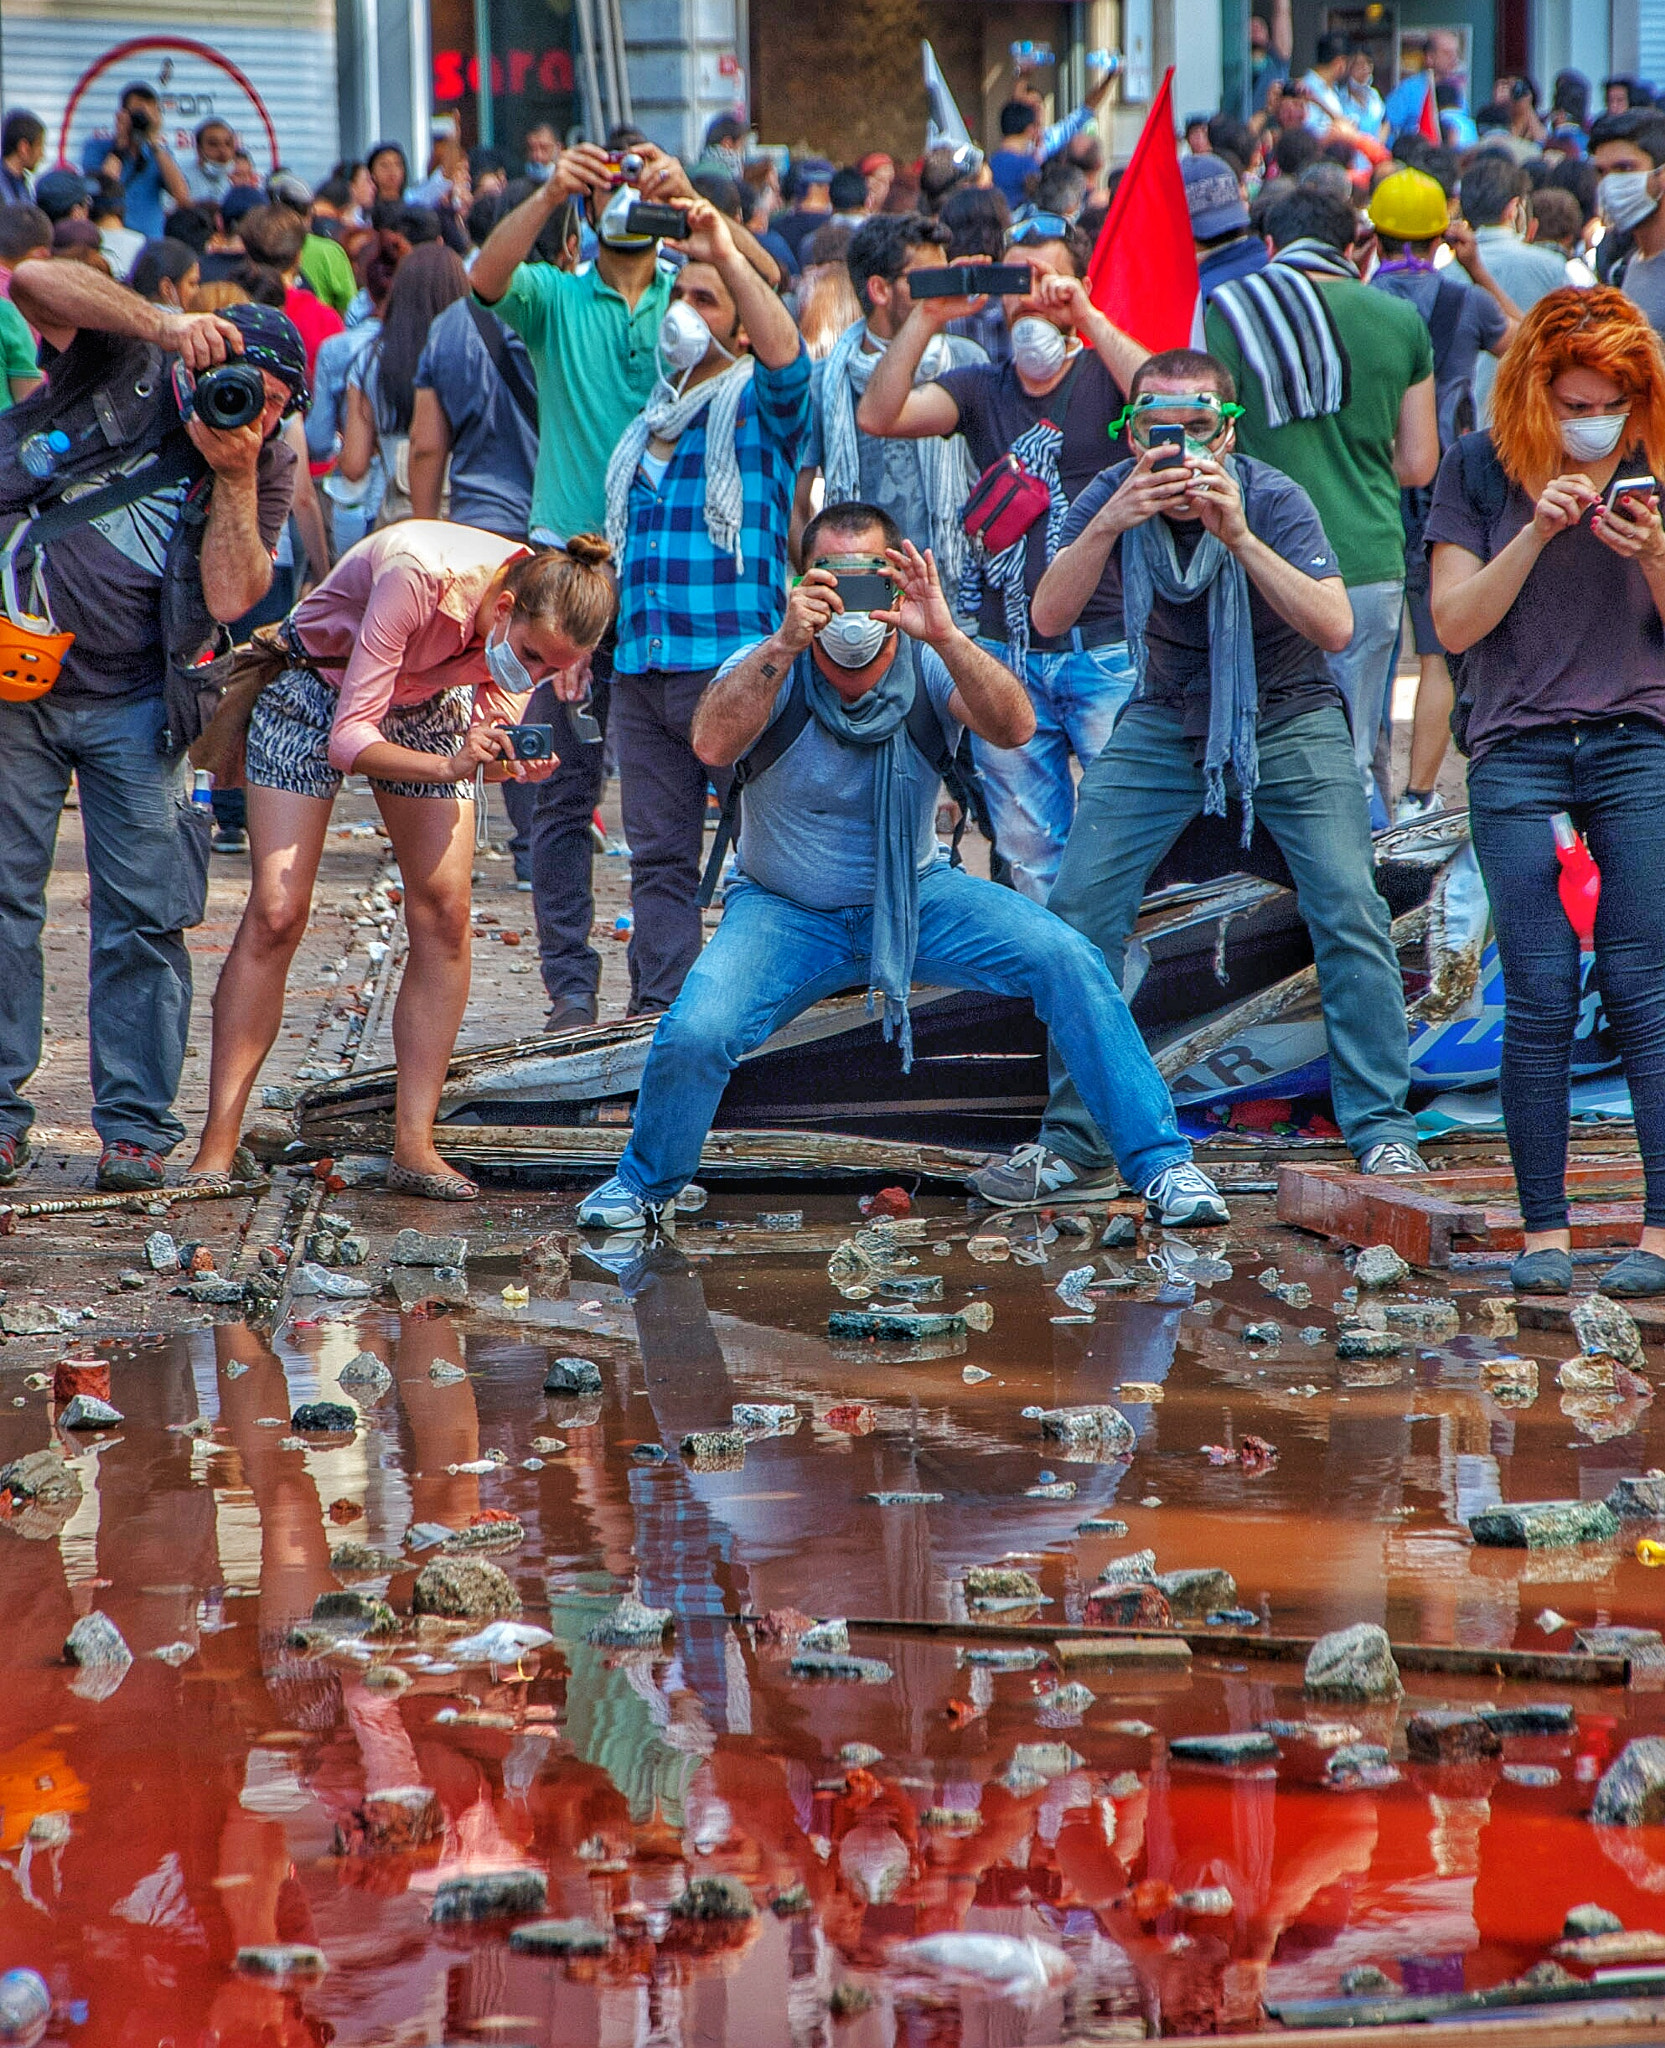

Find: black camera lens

[191,360,266,430]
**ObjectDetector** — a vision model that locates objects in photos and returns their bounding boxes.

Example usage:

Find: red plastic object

[859,1186,912,1219]
[1552,812,1600,950]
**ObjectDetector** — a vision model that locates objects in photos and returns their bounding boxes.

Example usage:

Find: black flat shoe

[1598,1249,1665,1298]
[1510,1247,1573,1295]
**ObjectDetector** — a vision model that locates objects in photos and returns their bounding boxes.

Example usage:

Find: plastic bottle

[1551,812,1600,951]
[0,1968,50,2047]
[190,768,215,810]
[17,429,70,482]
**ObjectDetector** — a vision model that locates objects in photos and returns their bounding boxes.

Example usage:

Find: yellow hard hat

[1368,167,1451,240]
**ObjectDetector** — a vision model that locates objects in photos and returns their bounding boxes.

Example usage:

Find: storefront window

[431,0,578,156]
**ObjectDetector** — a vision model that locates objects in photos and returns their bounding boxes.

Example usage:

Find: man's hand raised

[157,308,243,372]
[876,541,955,647]
[777,567,841,654]
[1091,445,1194,538]
[669,197,738,267]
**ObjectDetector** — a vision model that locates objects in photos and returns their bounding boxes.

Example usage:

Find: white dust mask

[1599,170,1659,233]
[1560,411,1629,460]
[817,611,890,668]
[658,299,719,377]
[1011,315,1069,380]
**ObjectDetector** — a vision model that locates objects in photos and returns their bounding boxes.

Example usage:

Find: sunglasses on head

[1009,212,1072,245]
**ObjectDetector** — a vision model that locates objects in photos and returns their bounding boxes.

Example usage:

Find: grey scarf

[1121,463,1260,843]
[799,639,924,1067]
[822,319,971,592]
[605,356,755,569]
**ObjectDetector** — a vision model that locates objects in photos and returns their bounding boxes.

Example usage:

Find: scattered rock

[58,1394,122,1429]
[1354,1245,1410,1289]
[962,1300,995,1332]
[1405,1709,1502,1763]
[443,1518,525,1554]
[1482,1357,1538,1404]
[1574,1625,1665,1673]
[1565,1904,1624,1939]
[798,1620,850,1653]
[671,1875,756,1921]
[292,1401,356,1434]
[172,1277,246,1305]
[1571,1292,1645,1370]
[732,1401,799,1436]
[965,1566,1043,1603]
[1154,1567,1237,1619]
[1243,1321,1283,1345]
[0,1302,60,1336]
[680,1427,746,1470]
[877,1275,943,1301]
[1480,1702,1577,1736]
[387,1265,468,1310]
[329,1542,397,1574]
[1037,1682,1095,1715]
[312,1590,397,1635]
[510,1918,610,1955]
[1078,1516,1129,1536]
[1552,1930,1665,1968]
[144,1231,179,1272]
[868,1490,942,1505]
[1469,1498,1619,1548]
[1097,1548,1158,1586]
[521,1233,570,1283]
[1559,1354,1617,1394]
[1336,1329,1407,1359]
[1035,1404,1134,1456]
[1304,1624,1402,1701]
[828,1307,966,1340]
[1170,1731,1280,1765]
[63,1611,133,1699]
[543,1355,602,1394]
[117,1269,147,1290]
[235,1945,327,1977]
[789,1650,894,1683]
[1116,1380,1164,1402]
[1100,1215,1139,1248]
[1325,1743,1395,1785]
[1083,1582,1173,1629]
[1383,1298,1460,1336]
[430,1868,547,1923]
[411,1557,520,1620]
[1475,1298,1517,1335]
[586,1593,671,1647]
[428,1360,467,1385]
[823,1402,876,1433]
[1608,1473,1665,1520]
[840,1741,883,1767]
[962,1364,992,1384]
[1591,1737,1665,1825]
[390,1228,468,1268]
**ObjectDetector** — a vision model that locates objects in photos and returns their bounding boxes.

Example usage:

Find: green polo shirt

[488,258,672,541]
[0,295,38,407]
[300,232,355,315]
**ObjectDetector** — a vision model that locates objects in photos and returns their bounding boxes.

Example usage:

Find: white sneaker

[576,1175,663,1233]
[972,1142,1122,1210]
[1359,1139,1427,1175]
[1143,1161,1230,1227]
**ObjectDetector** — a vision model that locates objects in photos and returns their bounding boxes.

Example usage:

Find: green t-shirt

[300,232,355,315]
[0,295,38,409]
[1207,277,1433,587]
[488,259,672,541]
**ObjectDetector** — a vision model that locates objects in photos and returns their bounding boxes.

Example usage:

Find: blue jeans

[615,860,1191,1201]
[1038,702,1417,1166]
[1468,717,1665,1230]
[0,690,208,1152]
[971,638,1136,901]
[1324,578,1403,808]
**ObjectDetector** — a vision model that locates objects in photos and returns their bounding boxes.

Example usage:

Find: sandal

[177,1147,270,1198]
[386,1158,479,1203]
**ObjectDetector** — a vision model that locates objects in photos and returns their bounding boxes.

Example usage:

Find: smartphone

[1147,423,1187,471]
[1604,472,1657,513]
[833,571,897,612]
[909,263,1032,298]
[625,200,687,239]
[501,723,556,761]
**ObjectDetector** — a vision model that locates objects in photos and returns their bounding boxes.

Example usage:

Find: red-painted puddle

[4,1197,1665,2042]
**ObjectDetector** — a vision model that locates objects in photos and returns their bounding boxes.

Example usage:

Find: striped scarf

[1209,238,1358,429]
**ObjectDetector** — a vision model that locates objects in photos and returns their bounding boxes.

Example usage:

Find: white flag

[923,40,974,151]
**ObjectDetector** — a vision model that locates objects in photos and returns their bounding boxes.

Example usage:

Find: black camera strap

[21,433,209,550]
[467,299,540,435]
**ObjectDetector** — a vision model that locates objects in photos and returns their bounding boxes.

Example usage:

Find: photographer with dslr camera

[80,83,190,240]
[576,506,1227,1235]
[0,258,304,1190]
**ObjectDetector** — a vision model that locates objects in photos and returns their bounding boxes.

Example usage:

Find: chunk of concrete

[1592,1737,1665,1825]
[1036,1404,1135,1455]
[1606,1474,1665,1520]
[1154,1567,1237,1619]
[58,1394,123,1430]
[586,1593,671,1647]
[1304,1623,1402,1701]
[64,1611,133,1700]
[390,1228,468,1268]
[1468,1499,1619,1548]
[542,1355,602,1395]
[1354,1245,1410,1289]
[1336,1329,1407,1359]
[1405,1709,1502,1763]
[1479,1702,1577,1737]
[511,1918,611,1954]
[1170,1730,1280,1765]
[411,1557,519,1620]
[292,1401,356,1434]
[430,1868,547,1922]
[1571,1292,1645,1370]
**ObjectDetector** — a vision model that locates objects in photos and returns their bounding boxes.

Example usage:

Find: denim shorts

[245,665,475,800]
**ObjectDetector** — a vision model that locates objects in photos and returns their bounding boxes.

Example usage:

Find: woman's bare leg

[376,790,477,1178]
[190,786,334,1174]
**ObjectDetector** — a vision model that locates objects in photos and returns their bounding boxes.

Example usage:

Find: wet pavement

[6,1187,1665,2044]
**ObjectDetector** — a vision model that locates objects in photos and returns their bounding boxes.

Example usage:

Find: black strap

[696,658,964,907]
[19,433,208,549]
[1456,429,1509,525]
[1425,277,1468,380]
[467,299,540,435]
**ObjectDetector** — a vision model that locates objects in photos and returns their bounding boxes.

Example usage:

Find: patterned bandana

[224,303,311,417]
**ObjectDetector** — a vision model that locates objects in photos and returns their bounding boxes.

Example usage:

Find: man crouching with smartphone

[975,348,1428,1211]
[577,500,1229,1232]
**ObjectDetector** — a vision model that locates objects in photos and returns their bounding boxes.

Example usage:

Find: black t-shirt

[1424,430,1665,761]
[1059,453,1343,736]
[41,330,295,703]
[937,349,1125,651]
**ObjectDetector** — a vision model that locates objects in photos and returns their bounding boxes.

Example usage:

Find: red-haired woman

[1430,286,1665,1296]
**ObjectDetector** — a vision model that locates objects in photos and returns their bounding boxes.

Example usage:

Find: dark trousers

[528,677,611,1009]
[611,667,730,1014]
[1468,717,1665,1230]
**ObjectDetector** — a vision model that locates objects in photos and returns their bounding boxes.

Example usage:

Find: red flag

[1086,68,1201,351]
[1419,73,1441,144]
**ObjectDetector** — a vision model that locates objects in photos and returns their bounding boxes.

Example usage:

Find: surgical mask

[817,610,890,668]
[1560,410,1630,459]
[484,620,535,695]
[1599,170,1659,232]
[658,299,719,378]
[597,182,654,248]
[1011,315,1069,381]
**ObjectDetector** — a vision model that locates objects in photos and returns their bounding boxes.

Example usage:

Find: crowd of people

[4,40,1665,1297]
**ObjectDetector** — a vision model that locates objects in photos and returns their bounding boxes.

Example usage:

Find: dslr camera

[182,361,267,431]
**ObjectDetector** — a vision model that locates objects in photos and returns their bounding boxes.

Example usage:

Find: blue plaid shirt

[614,344,813,676]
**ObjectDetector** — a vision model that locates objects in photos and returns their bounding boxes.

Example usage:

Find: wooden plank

[1251,1992,1665,2043]
[1276,1164,1466,1267]
[416,1124,993,1184]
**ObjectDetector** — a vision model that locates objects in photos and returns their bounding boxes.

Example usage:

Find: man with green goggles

[974,346,1426,1209]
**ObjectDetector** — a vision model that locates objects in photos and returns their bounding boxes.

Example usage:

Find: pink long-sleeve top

[290,522,531,773]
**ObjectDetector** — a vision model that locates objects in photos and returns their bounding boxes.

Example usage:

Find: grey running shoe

[1143,1161,1230,1227]
[972,1142,1122,1210]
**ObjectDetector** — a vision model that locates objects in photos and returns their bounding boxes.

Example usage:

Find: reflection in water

[2,1200,1665,2041]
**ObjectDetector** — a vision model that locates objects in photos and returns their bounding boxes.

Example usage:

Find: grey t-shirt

[413,296,538,540]
[723,640,962,909]
[803,330,985,556]
[1624,247,1665,346]
[1370,266,1506,447]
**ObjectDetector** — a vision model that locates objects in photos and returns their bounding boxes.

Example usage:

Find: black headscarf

[224,301,310,417]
